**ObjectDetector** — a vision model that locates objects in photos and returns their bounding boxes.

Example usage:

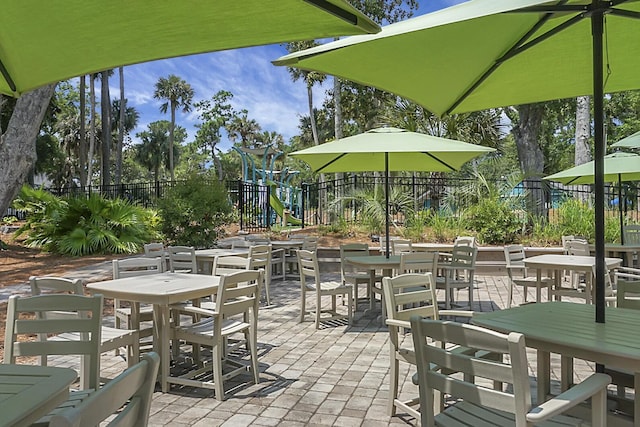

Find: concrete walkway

[15,264,607,426]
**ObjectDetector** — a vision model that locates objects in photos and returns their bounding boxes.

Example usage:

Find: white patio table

[87,272,220,392]
[194,248,249,274]
[475,302,640,426]
[524,254,622,304]
[0,364,76,427]
[345,255,401,312]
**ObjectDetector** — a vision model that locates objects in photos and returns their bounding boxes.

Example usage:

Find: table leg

[536,268,542,303]
[560,355,574,391]
[537,349,551,405]
[153,305,171,393]
[368,269,376,312]
[585,269,592,305]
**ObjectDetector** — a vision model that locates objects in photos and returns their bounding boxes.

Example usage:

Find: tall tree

[154,74,194,181]
[100,70,112,187]
[111,98,140,181]
[78,75,88,187]
[115,66,126,186]
[0,84,56,215]
[227,109,260,147]
[194,90,234,180]
[87,73,98,185]
[134,120,186,182]
[285,41,325,146]
[575,96,592,166]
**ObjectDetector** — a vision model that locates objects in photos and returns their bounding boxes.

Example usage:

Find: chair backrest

[113,256,164,279]
[339,243,369,281]
[302,236,319,251]
[454,235,476,248]
[30,276,84,296]
[212,255,251,276]
[168,245,198,273]
[561,235,576,253]
[451,245,477,268]
[398,251,438,274]
[215,270,263,319]
[391,238,413,255]
[4,293,103,390]
[383,273,439,328]
[411,318,531,426]
[616,279,640,310]
[143,242,164,257]
[297,249,320,287]
[248,244,271,271]
[49,352,160,427]
[566,239,590,256]
[623,224,640,245]
[503,244,527,278]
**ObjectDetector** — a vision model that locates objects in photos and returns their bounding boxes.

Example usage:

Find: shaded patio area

[50,271,602,427]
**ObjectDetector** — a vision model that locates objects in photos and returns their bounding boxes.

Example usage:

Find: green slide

[269,192,302,226]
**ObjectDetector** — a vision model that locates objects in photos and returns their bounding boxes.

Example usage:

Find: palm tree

[285,41,325,146]
[115,66,125,187]
[112,98,140,185]
[226,109,260,148]
[154,75,194,180]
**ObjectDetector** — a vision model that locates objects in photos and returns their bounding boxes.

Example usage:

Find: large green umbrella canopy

[0,0,379,96]
[545,152,640,185]
[290,127,495,256]
[275,0,640,322]
[545,152,640,244]
[611,131,640,150]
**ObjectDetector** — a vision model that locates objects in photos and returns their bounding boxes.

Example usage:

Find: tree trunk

[87,75,96,185]
[115,67,125,187]
[79,76,88,187]
[575,96,592,165]
[100,70,111,187]
[512,103,545,216]
[0,84,56,215]
[169,104,175,181]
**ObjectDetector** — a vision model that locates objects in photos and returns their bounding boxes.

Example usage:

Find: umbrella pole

[619,176,625,245]
[385,153,390,259]
[591,6,606,326]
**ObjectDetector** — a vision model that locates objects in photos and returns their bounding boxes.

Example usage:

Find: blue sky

[106,1,462,152]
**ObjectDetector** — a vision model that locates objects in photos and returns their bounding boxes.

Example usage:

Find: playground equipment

[233,146,303,226]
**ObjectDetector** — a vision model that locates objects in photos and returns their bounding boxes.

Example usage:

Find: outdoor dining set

[2,230,640,426]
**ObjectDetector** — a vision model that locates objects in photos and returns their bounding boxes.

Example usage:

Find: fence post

[265,183,271,229]
[301,183,306,229]
[238,180,244,231]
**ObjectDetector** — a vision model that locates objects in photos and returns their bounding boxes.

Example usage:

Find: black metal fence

[4,176,638,232]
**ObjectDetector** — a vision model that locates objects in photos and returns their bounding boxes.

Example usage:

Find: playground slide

[269,193,302,226]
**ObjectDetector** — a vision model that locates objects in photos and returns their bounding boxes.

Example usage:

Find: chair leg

[300,289,306,323]
[347,290,353,325]
[212,340,225,401]
[263,272,271,306]
[507,282,514,308]
[246,328,259,385]
[389,349,399,416]
[315,292,321,329]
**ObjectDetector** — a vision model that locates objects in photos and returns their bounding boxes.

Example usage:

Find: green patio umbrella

[611,131,640,150]
[0,0,379,96]
[289,127,495,257]
[545,152,640,244]
[275,0,640,322]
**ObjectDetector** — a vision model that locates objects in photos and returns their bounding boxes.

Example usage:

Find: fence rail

[3,176,638,233]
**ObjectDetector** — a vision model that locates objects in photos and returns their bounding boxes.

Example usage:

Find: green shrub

[12,186,160,256]
[156,173,233,247]
[465,198,522,244]
[556,199,594,239]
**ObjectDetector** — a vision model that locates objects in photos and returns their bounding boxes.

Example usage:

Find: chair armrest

[385,319,411,328]
[174,305,218,317]
[526,373,611,423]
[438,309,474,318]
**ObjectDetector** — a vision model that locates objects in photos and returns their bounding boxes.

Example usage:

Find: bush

[156,173,233,248]
[465,198,522,244]
[13,186,160,256]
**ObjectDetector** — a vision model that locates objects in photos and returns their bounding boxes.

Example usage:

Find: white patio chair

[4,293,103,426]
[382,272,482,421]
[411,318,610,427]
[249,243,273,305]
[168,245,198,273]
[504,244,553,307]
[435,245,477,309]
[298,249,353,329]
[171,270,263,400]
[285,235,318,279]
[391,238,413,255]
[29,276,139,383]
[340,243,382,310]
[49,352,160,427]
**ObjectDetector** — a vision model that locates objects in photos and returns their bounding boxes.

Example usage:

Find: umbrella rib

[420,152,456,171]
[315,153,347,173]
[303,0,358,25]
[445,2,569,115]
[0,59,16,93]
[609,8,640,20]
